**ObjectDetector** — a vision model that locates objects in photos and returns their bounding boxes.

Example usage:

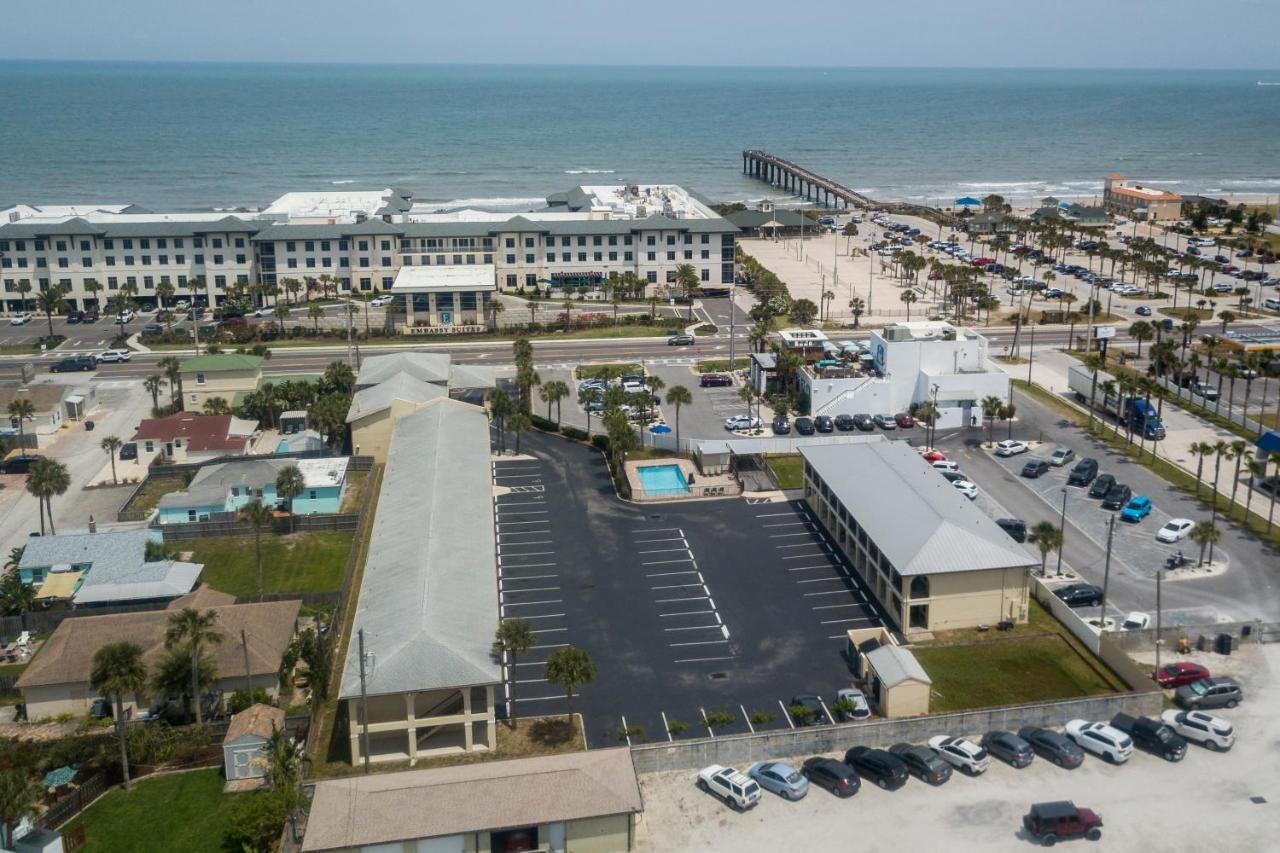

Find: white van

[1265,296,1280,311]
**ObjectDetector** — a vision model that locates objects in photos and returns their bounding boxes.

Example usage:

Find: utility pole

[1027,322,1037,384]
[1155,568,1164,672]
[358,628,371,774]
[727,286,736,375]
[1099,515,1115,627]
[1056,487,1068,576]
[345,299,355,369]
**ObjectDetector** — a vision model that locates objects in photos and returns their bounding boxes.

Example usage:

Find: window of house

[195,372,206,385]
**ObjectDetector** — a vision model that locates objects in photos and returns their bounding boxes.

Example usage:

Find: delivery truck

[1067,364,1166,440]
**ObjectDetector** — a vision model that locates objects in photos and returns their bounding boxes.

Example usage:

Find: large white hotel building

[0,185,737,331]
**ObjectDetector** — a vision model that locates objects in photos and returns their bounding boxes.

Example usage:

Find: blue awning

[954,196,982,207]
[1256,430,1280,453]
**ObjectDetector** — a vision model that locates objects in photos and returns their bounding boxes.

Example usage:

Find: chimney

[88,515,96,533]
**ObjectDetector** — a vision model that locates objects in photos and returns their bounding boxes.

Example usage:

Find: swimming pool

[637,464,689,497]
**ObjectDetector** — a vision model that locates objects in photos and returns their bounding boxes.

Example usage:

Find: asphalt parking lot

[495,429,894,747]
[636,642,1280,852]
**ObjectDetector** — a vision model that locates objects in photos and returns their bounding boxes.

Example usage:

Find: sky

[4,0,1279,69]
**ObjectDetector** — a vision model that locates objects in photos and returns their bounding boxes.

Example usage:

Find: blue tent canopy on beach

[954,196,982,207]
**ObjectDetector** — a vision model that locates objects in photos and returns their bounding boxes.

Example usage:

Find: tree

[143,374,165,413]
[666,385,692,447]
[6,399,35,453]
[100,435,123,485]
[0,567,35,617]
[308,303,325,334]
[1029,521,1062,577]
[1188,441,1212,498]
[36,283,68,338]
[1228,441,1249,519]
[308,393,349,452]
[545,645,596,723]
[26,457,69,536]
[240,500,274,601]
[202,396,231,416]
[577,387,597,439]
[848,296,865,327]
[320,360,356,397]
[0,769,40,851]
[900,289,918,321]
[789,298,819,326]
[158,355,183,408]
[165,608,223,725]
[1209,440,1230,518]
[675,263,700,320]
[89,641,147,790]
[488,388,514,452]
[263,725,308,810]
[150,644,216,724]
[508,411,532,454]
[643,375,666,426]
[1190,519,1221,566]
[492,618,538,728]
[14,280,31,314]
[1128,320,1154,358]
[980,395,1003,446]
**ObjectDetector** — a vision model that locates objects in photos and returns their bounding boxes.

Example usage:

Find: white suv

[995,440,1029,457]
[1065,720,1133,763]
[1161,710,1234,751]
[927,735,990,775]
[96,349,132,363]
[697,765,761,811]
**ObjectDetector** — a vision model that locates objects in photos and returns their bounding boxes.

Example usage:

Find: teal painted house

[158,456,349,524]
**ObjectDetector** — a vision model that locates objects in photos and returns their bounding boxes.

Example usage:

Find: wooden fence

[40,772,107,830]
[156,512,359,541]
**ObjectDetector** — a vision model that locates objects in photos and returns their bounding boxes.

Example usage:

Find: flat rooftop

[390,264,497,292]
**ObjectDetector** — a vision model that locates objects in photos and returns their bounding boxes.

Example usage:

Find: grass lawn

[123,476,188,516]
[65,768,240,853]
[575,362,642,380]
[764,453,804,490]
[696,358,748,373]
[914,634,1124,713]
[1158,306,1213,320]
[0,661,27,676]
[338,469,368,512]
[186,531,354,597]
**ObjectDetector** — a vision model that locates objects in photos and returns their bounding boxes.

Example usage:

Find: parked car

[370,294,394,307]
[921,450,947,462]
[835,687,871,721]
[95,349,132,363]
[794,417,815,436]
[748,761,809,800]
[1154,661,1211,688]
[1021,459,1050,478]
[141,323,164,335]
[1087,473,1116,499]
[1054,583,1103,608]
[952,479,978,500]
[930,459,960,472]
[1120,495,1152,522]
[723,415,761,431]
[1064,720,1133,764]
[995,439,1030,457]
[852,414,875,431]
[1018,726,1085,768]
[1160,709,1235,751]
[813,415,834,433]
[981,730,1034,768]
[843,746,908,790]
[83,307,100,323]
[771,416,792,435]
[1101,483,1133,510]
[700,373,733,387]
[50,356,97,373]
[889,743,953,784]
[894,412,915,428]
[1156,518,1194,543]
[1109,713,1186,762]
[1023,801,1103,845]
[1066,458,1098,486]
[873,413,897,430]
[9,312,33,326]
[800,757,859,798]
[996,518,1027,542]
[1049,447,1075,467]
[1135,305,1152,316]
[667,334,695,346]
[118,442,138,461]
[65,309,84,324]
[1175,677,1243,710]
[89,698,113,719]
[927,735,990,775]
[833,414,855,431]
[940,470,967,484]
[696,765,760,811]
[115,309,135,324]
[1120,612,1150,630]
[0,455,44,475]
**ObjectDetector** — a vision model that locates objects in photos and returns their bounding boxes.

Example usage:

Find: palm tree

[644,375,666,426]
[35,284,68,338]
[1228,441,1249,519]
[89,641,147,790]
[14,280,31,314]
[262,724,308,809]
[848,296,866,327]
[240,500,274,601]
[492,618,538,728]
[0,769,41,851]
[26,457,69,535]
[539,380,569,426]
[83,278,102,311]
[202,396,231,416]
[999,400,1017,439]
[1128,320,1153,358]
[900,289,917,321]
[1209,440,1231,520]
[980,395,1003,446]
[487,388,513,452]
[1190,519,1221,566]
[1029,521,1062,577]
[143,374,165,413]
[165,608,223,725]
[100,435,123,485]
[577,387,597,439]
[508,411,532,454]
[1245,458,1266,522]
[675,263,700,320]
[308,303,325,334]
[6,399,35,453]
[666,385,692,447]
[1189,441,1212,498]
[158,356,183,408]
[273,301,291,332]
[545,645,596,724]
[0,566,35,617]
[275,465,306,533]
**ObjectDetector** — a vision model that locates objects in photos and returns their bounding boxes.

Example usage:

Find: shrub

[228,687,273,715]
[749,710,776,726]
[702,710,735,730]
[529,414,559,433]
[225,790,292,852]
[591,434,611,453]
[617,724,646,743]
[128,723,177,765]
[665,719,690,736]
[788,704,815,725]
[561,425,588,441]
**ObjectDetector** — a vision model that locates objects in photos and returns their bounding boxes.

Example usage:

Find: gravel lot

[636,643,1280,852]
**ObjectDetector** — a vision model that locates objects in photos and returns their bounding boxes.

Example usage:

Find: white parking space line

[638,548,692,554]
[804,590,853,597]
[659,610,716,617]
[821,617,872,625]
[776,543,831,550]
[513,693,576,702]
[655,595,710,603]
[498,530,552,536]
[645,570,698,578]
[762,521,811,528]
[497,550,556,556]
[499,574,558,581]
[513,678,549,684]
[781,553,832,560]
[780,700,795,728]
[500,586,561,593]
[642,558,696,566]
[668,639,730,647]
[530,627,568,634]
[663,625,722,632]
[651,582,702,590]
[634,537,685,544]
[812,603,862,610]
[497,561,557,569]
[632,527,683,533]
[495,520,553,526]
[494,474,543,479]
[769,532,815,538]
[797,576,849,583]
[673,655,734,664]
[495,510,549,516]
[754,512,798,518]
[503,602,564,609]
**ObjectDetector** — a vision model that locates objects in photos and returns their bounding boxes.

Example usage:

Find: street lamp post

[1099,513,1115,626]
[1056,487,1068,576]
[1155,567,1164,672]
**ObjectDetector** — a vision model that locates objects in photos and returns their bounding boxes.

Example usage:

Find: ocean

[2,62,1279,211]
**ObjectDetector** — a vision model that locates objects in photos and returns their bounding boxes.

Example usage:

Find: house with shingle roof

[178,353,264,411]
[132,412,258,463]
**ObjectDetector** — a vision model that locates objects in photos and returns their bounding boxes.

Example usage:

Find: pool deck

[624,456,740,502]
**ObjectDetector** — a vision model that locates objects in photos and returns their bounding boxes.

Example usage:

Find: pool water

[637,464,689,496]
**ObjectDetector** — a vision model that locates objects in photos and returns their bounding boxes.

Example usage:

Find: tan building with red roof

[132,412,258,463]
[1103,174,1183,222]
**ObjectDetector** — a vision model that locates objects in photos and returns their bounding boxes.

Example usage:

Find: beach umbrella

[43,766,76,788]
[954,196,982,207]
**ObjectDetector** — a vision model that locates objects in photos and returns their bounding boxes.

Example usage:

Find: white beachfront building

[798,321,1009,428]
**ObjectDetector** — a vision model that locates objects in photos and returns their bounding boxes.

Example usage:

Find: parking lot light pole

[1056,487,1068,576]
[1155,567,1164,672]
[1099,514,1115,625]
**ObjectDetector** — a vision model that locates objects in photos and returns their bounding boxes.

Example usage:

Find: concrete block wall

[1107,620,1271,653]
[630,691,1163,774]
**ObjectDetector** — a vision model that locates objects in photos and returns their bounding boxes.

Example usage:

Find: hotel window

[287,258,298,269]
[359,277,371,290]
[102,239,113,250]
[608,236,617,246]
[665,270,676,283]
[176,254,185,264]
[358,241,368,251]
[683,235,692,245]
[214,275,226,287]
[506,274,517,288]
[195,372,206,385]
[79,240,90,251]
[81,257,92,267]
[647,252,655,261]
[107,277,118,289]
[561,237,571,247]
[381,257,391,266]
[701,235,710,244]
[624,252,633,261]
[36,258,46,268]
[106,257,116,267]
[158,255,168,264]
[608,252,617,261]
[525,254,534,264]
[592,236,602,246]
[646,271,657,283]
[193,238,204,248]
[339,240,349,251]
[178,275,187,286]
[506,254,516,264]
[340,258,350,267]
[419,256,430,265]
[144,276,154,288]
[306,258,316,268]
[160,275,171,285]
[684,251,693,260]
[546,253,556,263]
[525,274,536,287]
[452,255,462,264]
[593,252,602,262]
[380,241,391,251]
[577,252,587,262]
[701,268,710,281]
[305,241,314,251]
[483,254,493,264]
[157,239,168,249]
[646,236,656,246]
[35,240,45,250]
[667,236,676,245]
[212,238,223,249]
[321,241,330,251]
[140,256,150,265]
[624,236,633,245]
[701,250,709,260]
[381,276,393,289]
[506,238,516,248]
[359,258,370,268]
[175,238,184,248]
[57,258,68,268]
[194,254,204,264]
[236,254,246,264]
[466,255,476,265]
[126,276,137,287]
[56,241,67,251]
[577,237,587,247]
[666,251,675,261]
[322,256,331,266]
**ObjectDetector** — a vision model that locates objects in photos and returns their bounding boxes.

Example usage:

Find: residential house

[157,456,349,524]
[132,412,257,463]
[178,353,264,411]
[340,398,499,765]
[0,384,78,449]
[223,703,286,781]
[965,212,1016,235]
[16,598,300,718]
[1103,174,1182,222]
[302,749,644,853]
[17,527,202,608]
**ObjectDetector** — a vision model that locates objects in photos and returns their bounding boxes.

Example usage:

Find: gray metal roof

[340,400,500,699]
[74,560,202,605]
[0,215,258,240]
[800,442,1036,577]
[346,372,448,423]
[158,458,292,510]
[249,221,404,242]
[20,528,151,574]
[356,352,452,388]
[866,644,931,687]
